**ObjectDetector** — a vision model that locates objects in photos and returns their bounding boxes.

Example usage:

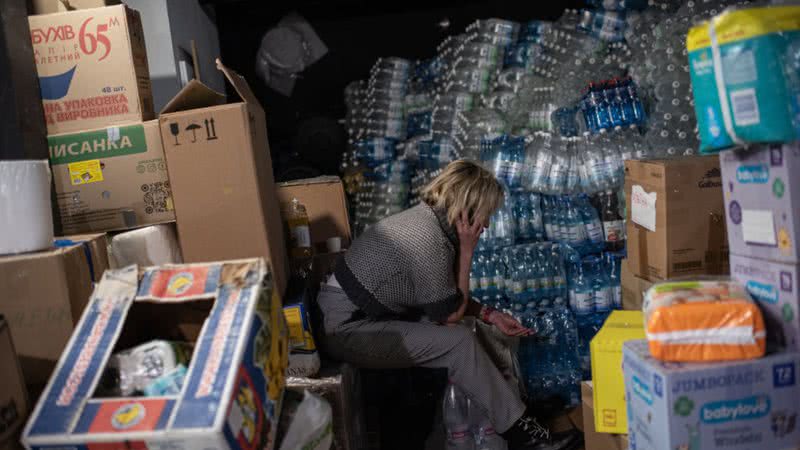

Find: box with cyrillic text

[29,5,154,134]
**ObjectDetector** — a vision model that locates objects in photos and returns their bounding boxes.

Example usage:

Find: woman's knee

[446,324,479,354]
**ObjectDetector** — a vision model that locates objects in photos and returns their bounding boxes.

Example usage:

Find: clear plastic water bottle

[577,194,605,253]
[584,134,611,191]
[467,397,507,450]
[525,133,554,192]
[568,261,594,315]
[536,245,554,300]
[603,80,625,129]
[444,383,476,450]
[529,193,545,241]
[550,246,568,299]
[601,132,623,188]
[587,83,611,132]
[492,252,506,296]
[605,252,623,310]
[555,198,569,245]
[524,247,541,302]
[542,197,556,241]
[479,252,493,294]
[586,256,613,313]
[547,140,570,194]
[514,193,532,243]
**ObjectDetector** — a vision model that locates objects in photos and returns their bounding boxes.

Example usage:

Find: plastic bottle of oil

[284,198,313,261]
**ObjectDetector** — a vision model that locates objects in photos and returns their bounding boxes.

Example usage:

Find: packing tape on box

[110,224,183,268]
[0,160,54,255]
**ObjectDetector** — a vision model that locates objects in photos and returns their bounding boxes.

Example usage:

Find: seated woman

[317,160,579,450]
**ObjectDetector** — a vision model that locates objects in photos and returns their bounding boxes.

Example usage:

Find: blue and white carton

[22,259,288,450]
[731,254,800,353]
[623,340,800,450]
[687,6,800,153]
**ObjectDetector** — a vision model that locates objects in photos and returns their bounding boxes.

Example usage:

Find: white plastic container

[0,160,54,255]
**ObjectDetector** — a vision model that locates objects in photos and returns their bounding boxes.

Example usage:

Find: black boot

[501,414,582,450]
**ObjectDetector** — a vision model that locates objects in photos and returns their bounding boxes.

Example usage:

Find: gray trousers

[316,284,527,433]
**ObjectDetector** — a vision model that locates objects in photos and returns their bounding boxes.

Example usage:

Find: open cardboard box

[159,60,288,295]
[23,259,288,450]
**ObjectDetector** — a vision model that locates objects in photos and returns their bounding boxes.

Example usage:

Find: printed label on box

[68,160,104,185]
[742,209,777,245]
[631,185,657,232]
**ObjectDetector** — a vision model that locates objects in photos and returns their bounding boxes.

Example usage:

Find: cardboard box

[620,259,653,311]
[590,310,646,434]
[55,233,111,282]
[0,316,29,450]
[623,340,800,450]
[730,253,800,353]
[159,60,288,294]
[23,259,289,450]
[0,240,99,387]
[581,382,629,450]
[720,144,800,264]
[29,0,120,15]
[625,157,729,282]
[49,120,175,234]
[29,5,154,134]
[277,176,352,252]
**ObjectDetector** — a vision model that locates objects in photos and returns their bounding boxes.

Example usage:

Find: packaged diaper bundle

[688,5,800,153]
[644,280,766,362]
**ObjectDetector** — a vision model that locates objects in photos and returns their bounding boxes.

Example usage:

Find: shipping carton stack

[29,5,176,234]
[622,156,728,311]
[0,316,28,450]
[721,144,800,353]
[623,340,800,450]
[624,156,728,282]
[0,234,110,391]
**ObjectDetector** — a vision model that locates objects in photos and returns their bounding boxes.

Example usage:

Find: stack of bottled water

[352,159,411,235]
[470,243,570,310]
[518,302,582,408]
[444,383,507,450]
[568,252,623,377]
[338,2,759,415]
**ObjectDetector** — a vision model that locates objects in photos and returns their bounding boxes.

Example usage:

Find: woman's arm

[444,213,482,324]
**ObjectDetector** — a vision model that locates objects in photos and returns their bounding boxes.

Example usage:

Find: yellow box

[590,310,645,434]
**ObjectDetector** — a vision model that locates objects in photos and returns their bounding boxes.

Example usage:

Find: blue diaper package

[688,6,800,153]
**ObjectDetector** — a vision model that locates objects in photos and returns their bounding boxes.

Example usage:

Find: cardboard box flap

[278,175,342,188]
[160,79,226,114]
[215,59,262,107]
[160,59,260,114]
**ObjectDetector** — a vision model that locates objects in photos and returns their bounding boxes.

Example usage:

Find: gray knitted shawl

[335,202,464,321]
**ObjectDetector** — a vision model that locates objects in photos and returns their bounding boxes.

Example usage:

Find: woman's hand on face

[456,211,483,254]
[488,310,533,337]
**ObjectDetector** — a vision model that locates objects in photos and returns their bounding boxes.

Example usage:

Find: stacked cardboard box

[0,234,109,389]
[721,144,800,352]
[29,6,175,234]
[620,258,652,311]
[0,316,28,450]
[623,340,800,450]
[624,156,728,283]
[158,61,289,294]
[581,382,629,450]
[589,311,645,436]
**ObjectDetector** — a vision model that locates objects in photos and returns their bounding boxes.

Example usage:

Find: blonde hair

[421,159,505,226]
